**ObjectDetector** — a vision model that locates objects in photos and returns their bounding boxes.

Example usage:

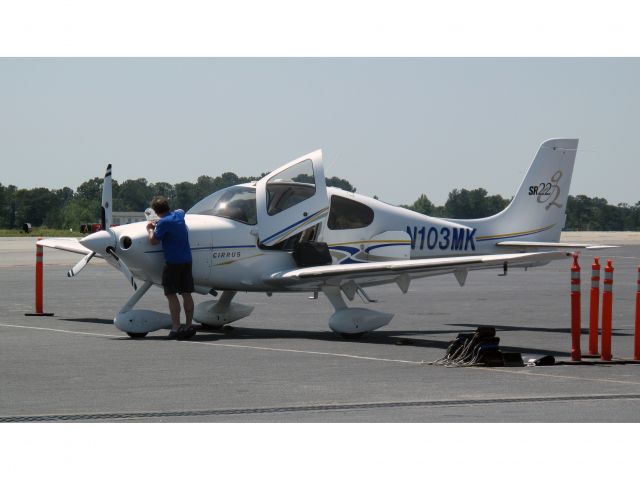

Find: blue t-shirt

[153,209,192,264]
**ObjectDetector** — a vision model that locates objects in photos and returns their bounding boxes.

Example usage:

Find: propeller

[67,251,95,277]
[106,247,137,290]
[101,164,112,230]
[70,163,137,290]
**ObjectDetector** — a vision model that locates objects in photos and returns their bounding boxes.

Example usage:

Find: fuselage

[109,186,507,294]
[68,140,578,336]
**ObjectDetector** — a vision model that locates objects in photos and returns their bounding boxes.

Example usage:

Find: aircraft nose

[79,229,116,254]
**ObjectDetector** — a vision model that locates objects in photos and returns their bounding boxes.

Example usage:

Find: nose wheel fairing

[113,281,172,334]
[114,309,172,334]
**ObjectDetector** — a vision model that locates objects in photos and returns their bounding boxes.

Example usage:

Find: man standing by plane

[146,196,196,340]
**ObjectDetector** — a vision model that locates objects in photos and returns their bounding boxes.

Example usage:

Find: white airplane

[39,138,611,338]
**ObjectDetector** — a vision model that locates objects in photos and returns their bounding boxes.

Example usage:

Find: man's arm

[146,221,160,245]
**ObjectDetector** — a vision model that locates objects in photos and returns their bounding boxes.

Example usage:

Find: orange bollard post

[588,257,601,356]
[36,242,43,313]
[570,253,582,361]
[600,259,614,361]
[25,239,54,317]
[635,266,640,361]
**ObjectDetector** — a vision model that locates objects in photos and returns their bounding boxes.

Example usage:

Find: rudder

[465,138,578,243]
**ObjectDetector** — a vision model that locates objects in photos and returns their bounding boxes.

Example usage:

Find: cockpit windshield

[187,185,257,225]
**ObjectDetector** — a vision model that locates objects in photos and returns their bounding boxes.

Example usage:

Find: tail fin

[467,139,578,243]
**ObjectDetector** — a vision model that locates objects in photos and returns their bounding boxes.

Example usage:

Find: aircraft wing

[264,251,570,291]
[496,241,618,250]
[36,237,99,257]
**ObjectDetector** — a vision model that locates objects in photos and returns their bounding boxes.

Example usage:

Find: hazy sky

[1,58,638,206]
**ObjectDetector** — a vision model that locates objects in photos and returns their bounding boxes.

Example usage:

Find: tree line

[1,174,638,231]
[0,173,356,230]
[402,189,640,231]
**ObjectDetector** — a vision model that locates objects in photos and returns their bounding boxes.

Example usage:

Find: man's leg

[179,263,195,328]
[166,293,181,331]
[182,293,194,327]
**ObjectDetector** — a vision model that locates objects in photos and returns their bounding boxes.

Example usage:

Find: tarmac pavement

[1,235,640,422]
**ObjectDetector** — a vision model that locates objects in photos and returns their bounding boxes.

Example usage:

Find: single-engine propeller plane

[39,139,613,338]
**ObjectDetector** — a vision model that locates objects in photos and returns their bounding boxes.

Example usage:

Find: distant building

[112,211,145,225]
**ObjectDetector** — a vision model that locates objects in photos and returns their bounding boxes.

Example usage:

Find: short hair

[151,196,170,215]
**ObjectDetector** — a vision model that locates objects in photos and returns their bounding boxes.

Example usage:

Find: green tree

[0,183,7,228]
[116,178,151,211]
[4,184,17,228]
[485,194,510,216]
[59,197,100,229]
[194,175,218,200]
[405,194,435,215]
[174,181,198,211]
[42,187,75,228]
[326,176,356,192]
[150,182,176,204]
[444,188,509,218]
[14,187,59,227]
[76,177,103,202]
[213,172,243,192]
[565,195,619,230]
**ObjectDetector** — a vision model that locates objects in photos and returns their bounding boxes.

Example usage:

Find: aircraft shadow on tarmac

[123,323,572,357]
[56,317,114,326]
[53,317,570,357]
[450,322,632,337]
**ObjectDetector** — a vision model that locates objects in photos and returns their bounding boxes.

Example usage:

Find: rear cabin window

[328,195,374,230]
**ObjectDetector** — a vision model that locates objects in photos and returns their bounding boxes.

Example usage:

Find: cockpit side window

[266,183,316,216]
[266,159,316,216]
[328,195,374,230]
[187,186,257,225]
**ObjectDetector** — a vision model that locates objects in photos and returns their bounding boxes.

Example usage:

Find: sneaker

[167,329,180,340]
[180,325,197,340]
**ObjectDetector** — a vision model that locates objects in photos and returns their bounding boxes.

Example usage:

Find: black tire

[127,332,148,339]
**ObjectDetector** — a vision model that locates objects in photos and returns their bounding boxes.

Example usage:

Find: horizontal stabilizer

[496,241,618,250]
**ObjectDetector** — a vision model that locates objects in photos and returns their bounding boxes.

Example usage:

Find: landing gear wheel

[127,332,148,339]
[340,332,365,340]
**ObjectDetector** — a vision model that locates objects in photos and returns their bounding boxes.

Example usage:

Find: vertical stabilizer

[463,139,578,243]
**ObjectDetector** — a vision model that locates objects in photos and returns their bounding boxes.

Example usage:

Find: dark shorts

[162,262,195,295]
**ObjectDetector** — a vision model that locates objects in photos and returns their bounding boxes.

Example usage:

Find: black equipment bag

[475,326,496,339]
[293,240,333,267]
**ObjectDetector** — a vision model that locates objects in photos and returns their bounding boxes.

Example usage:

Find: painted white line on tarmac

[603,255,640,261]
[3,322,640,385]
[0,323,120,339]
[185,339,423,364]
[0,322,421,365]
[476,366,640,386]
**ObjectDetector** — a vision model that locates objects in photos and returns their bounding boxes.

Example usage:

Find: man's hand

[147,221,160,245]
